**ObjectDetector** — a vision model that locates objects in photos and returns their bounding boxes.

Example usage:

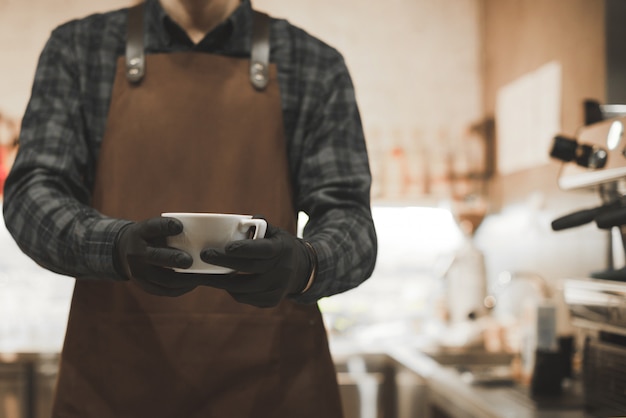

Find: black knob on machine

[550,135,578,162]
[549,135,608,169]
[583,99,604,126]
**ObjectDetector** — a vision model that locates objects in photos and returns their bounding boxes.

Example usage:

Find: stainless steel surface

[600,104,626,120]
[332,338,589,418]
[423,348,517,387]
[562,278,626,415]
[563,277,626,334]
[389,345,588,418]
[420,348,514,367]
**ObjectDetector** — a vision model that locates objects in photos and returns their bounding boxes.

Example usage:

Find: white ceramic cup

[161,212,267,274]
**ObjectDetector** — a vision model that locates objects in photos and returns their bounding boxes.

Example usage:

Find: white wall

[255,0,482,136]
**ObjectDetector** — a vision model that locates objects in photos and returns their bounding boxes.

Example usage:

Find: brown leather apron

[51,5,343,417]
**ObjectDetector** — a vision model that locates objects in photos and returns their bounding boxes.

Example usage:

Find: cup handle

[239,219,267,240]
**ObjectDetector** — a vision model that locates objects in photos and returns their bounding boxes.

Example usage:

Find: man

[3,0,377,416]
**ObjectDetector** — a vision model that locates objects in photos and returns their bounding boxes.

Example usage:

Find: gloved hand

[114,217,208,297]
[199,223,314,308]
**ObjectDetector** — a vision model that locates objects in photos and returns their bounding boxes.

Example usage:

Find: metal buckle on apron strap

[250,12,270,91]
[126,4,145,84]
[124,4,271,90]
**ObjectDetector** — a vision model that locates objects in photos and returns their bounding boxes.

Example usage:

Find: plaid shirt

[3,0,376,303]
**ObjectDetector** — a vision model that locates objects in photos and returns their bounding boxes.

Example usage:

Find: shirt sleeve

[2,25,130,280]
[290,50,378,304]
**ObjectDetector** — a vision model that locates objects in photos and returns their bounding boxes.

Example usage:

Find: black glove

[114,217,209,297]
[199,223,314,308]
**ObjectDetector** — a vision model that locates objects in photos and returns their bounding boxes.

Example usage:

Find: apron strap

[124,3,272,90]
[126,3,145,83]
[250,11,271,91]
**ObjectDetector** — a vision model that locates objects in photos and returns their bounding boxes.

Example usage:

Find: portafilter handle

[551,201,621,231]
[551,207,603,231]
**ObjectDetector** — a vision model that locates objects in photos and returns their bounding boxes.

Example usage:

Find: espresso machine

[549,102,626,417]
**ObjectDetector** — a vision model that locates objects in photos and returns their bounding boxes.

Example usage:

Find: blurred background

[2,0,624,417]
